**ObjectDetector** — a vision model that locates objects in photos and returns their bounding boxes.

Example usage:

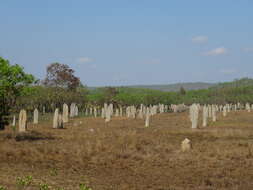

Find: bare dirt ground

[1,111,253,190]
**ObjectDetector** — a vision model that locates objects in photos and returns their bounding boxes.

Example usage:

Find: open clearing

[1,111,253,190]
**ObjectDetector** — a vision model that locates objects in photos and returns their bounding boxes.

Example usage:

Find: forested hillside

[86,78,253,106]
[89,82,215,92]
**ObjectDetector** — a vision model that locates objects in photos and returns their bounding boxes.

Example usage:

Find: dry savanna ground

[1,111,253,190]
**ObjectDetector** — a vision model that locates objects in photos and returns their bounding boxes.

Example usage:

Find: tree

[16,84,88,113]
[44,63,81,90]
[104,87,119,103]
[0,57,35,129]
[179,86,186,95]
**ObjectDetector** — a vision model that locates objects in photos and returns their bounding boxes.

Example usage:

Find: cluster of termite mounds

[13,102,249,153]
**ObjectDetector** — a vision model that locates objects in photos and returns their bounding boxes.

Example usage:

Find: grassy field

[1,111,253,190]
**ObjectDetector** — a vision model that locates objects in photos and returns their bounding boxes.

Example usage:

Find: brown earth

[1,111,253,190]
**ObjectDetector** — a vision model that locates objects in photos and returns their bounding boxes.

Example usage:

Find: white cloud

[76,57,94,63]
[76,57,97,70]
[220,69,236,75]
[204,47,228,56]
[243,48,253,53]
[192,36,208,43]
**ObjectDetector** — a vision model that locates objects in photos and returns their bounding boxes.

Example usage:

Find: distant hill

[125,82,216,92]
[212,78,253,89]
[132,78,253,91]
[88,82,216,92]
[88,78,253,92]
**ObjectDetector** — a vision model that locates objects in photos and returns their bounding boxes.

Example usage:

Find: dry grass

[1,111,253,190]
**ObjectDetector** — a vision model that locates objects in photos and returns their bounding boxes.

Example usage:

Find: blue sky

[0,0,253,86]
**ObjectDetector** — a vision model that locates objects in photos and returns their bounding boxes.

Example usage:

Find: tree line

[1,56,253,129]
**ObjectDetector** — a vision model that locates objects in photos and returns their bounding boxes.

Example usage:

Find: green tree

[0,57,35,129]
[16,85,88,113]
[104,87,119,103]
[179,86,186,95]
